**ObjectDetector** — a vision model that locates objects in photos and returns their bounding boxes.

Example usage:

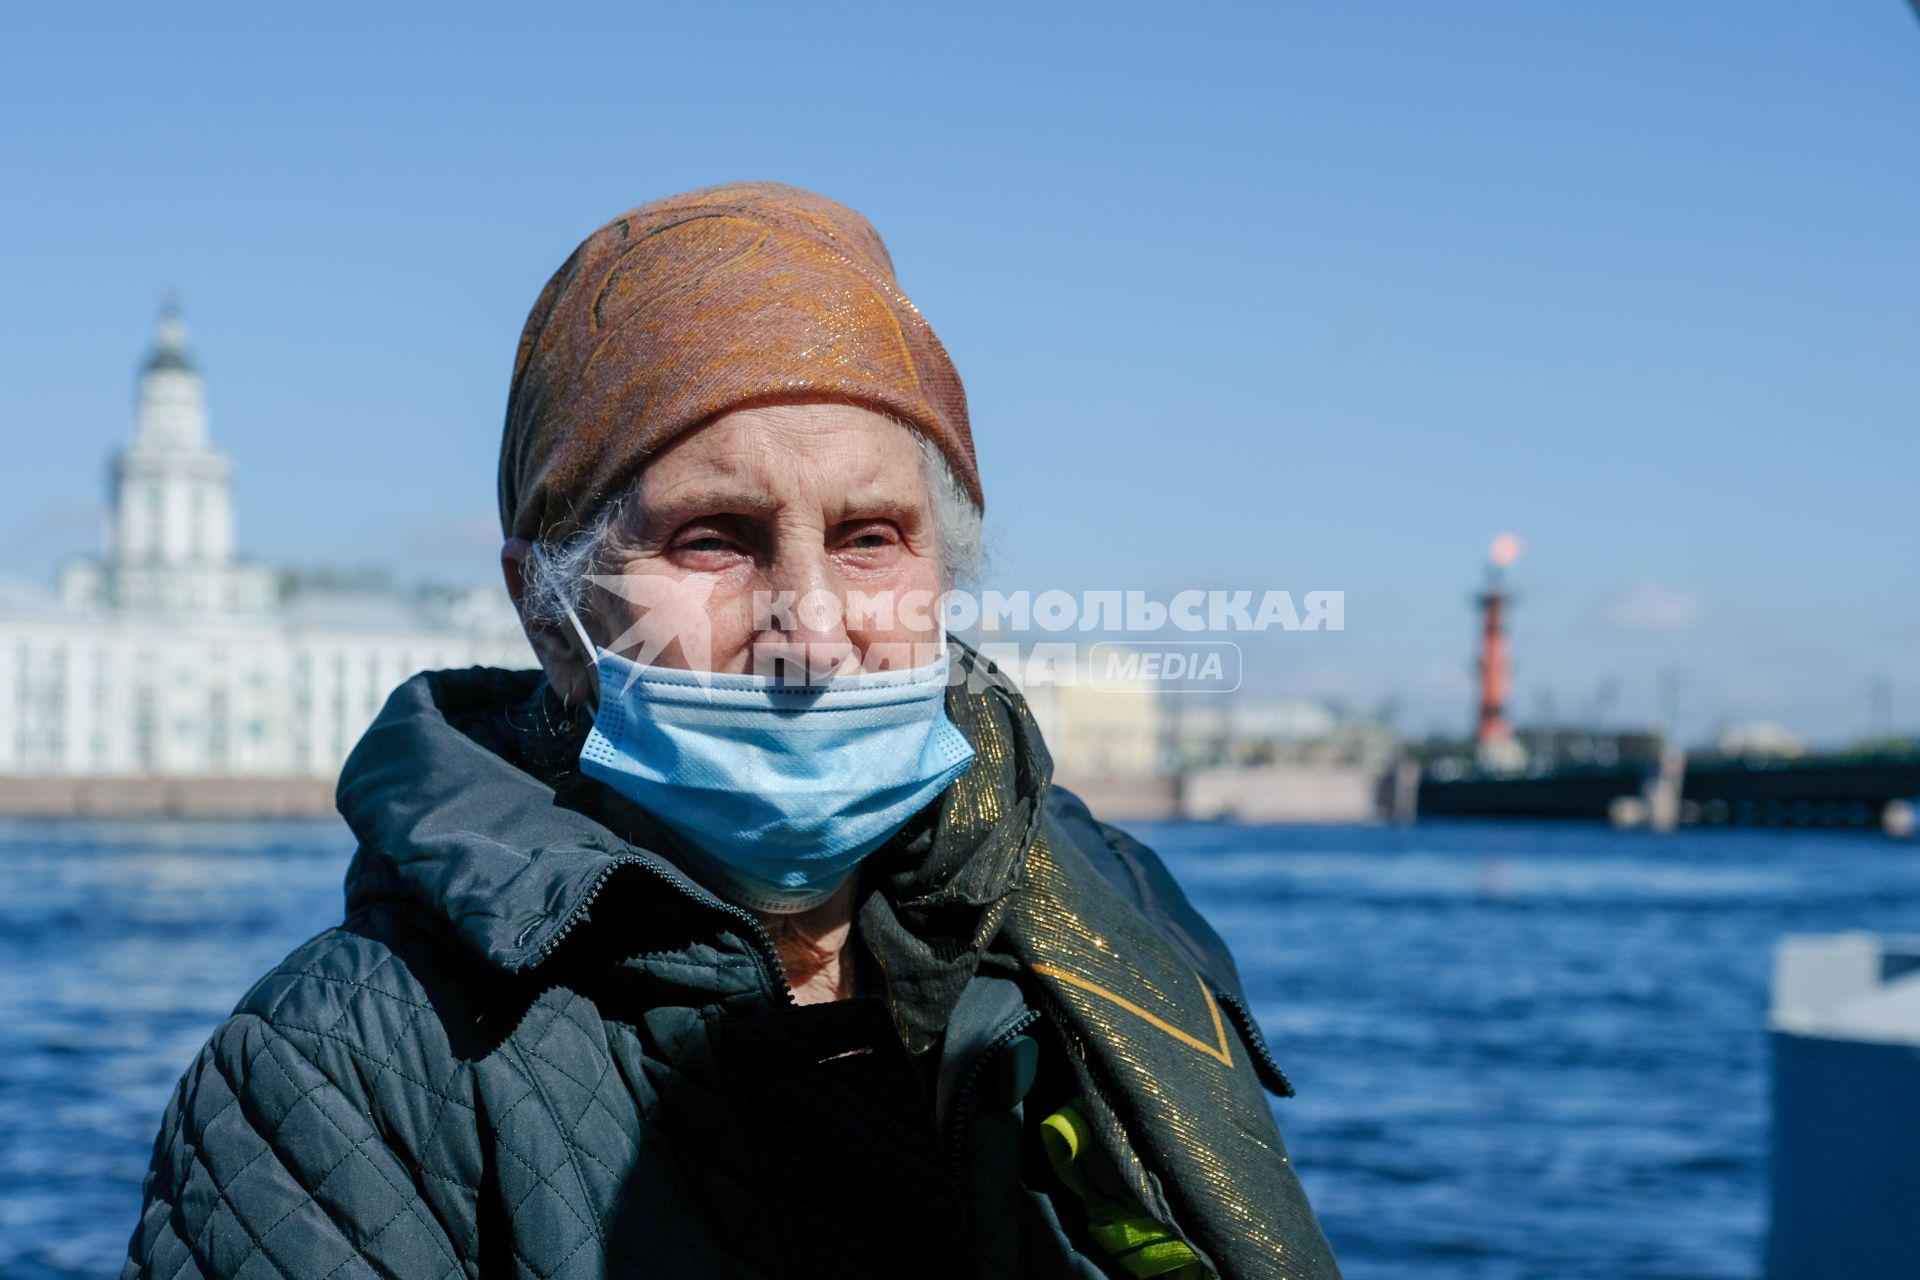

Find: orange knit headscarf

[498,181,979,545]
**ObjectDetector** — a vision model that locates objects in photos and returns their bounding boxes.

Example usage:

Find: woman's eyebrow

[645,486,782,521]
[828,493,923,523]
[638,486,923,526]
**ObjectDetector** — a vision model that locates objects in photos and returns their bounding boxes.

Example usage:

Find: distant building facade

[0,308,531,781]
[1003,644,1163,779]
[1162,694,1399,771]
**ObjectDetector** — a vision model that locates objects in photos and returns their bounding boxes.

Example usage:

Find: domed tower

[60,302,275,614]
[115,302,230,564]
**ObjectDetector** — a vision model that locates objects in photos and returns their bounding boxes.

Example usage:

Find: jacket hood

[337,647,1054,1025]
[338,666,664,972]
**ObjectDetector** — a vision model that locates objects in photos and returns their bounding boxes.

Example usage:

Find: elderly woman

[126,183,1338,1280]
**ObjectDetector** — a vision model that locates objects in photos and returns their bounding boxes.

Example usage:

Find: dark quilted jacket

[125,650,1339,1279]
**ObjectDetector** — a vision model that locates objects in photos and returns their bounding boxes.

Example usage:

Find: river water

[1,816,1913,1278]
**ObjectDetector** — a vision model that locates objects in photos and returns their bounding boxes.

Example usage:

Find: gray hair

[521,425,983,633]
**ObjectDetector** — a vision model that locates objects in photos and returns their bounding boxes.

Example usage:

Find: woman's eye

[840,523,898,551]
[672,528,740,555]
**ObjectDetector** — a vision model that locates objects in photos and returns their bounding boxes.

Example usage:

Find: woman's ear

[502,538,597,708]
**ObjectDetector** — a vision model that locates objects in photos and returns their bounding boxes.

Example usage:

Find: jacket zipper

[531,854,796,1005]
[1213,990,1294,1097]
[945,1007,1041,1244]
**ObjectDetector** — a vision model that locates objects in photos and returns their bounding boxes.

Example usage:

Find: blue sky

[3,2,1915,743]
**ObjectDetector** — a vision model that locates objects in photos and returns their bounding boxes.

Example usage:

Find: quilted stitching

[123,899,830,1280]
[135,1013,463,1280]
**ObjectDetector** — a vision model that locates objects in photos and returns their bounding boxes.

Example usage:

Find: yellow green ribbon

[1039,1099,1206,1279]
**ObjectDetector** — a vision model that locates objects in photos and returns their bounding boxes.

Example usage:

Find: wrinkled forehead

[622,402,934,524]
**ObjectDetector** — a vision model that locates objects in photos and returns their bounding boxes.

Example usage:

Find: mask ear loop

[527,542,603,711]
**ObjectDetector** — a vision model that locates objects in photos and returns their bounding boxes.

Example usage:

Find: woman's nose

[754,546,856,680]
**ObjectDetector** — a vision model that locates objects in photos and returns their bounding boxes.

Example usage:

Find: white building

[0,307,532,781]
[988,640,1163,779]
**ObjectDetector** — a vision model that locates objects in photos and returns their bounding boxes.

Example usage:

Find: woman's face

[581,402,946,678]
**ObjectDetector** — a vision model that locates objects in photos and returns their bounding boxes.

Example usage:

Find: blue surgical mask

[535,556,976,914]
